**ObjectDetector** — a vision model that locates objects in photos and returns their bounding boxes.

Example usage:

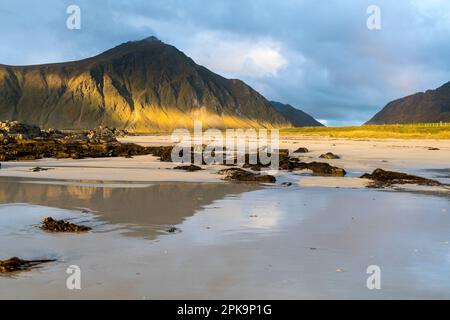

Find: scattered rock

[294,147,309,153]
[0,257,56,273]
[173,164,203,172]
[221,168,276,183]
[361,168,443,188]
[40,217,92,233]
[319,152,340,159]
[0,121,150,162]
[281,182,293,187]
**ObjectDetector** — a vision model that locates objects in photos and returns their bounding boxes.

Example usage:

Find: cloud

[121,15,288,78]
[187,33,288,78]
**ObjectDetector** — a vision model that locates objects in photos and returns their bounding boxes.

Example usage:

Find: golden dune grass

[280,123,450,140]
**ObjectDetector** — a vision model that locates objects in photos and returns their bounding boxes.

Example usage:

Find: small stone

[281,182,293,187]
[167,226,181,233]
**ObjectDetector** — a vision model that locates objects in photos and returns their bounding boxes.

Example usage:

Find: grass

[280,123,450,140]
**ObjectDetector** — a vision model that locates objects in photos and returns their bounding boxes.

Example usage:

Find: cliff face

[0,37,291,132]
[367,82,450,124]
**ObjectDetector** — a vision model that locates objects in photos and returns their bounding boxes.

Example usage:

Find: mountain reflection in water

[0,177,259,239]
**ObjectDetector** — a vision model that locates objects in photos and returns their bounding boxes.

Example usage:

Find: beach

[1,136,450,299]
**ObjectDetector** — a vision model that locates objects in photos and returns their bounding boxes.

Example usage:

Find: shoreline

[1,135,448,188]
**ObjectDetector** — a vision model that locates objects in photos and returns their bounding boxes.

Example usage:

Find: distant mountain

[270,101,323,127]
[366,82,450,124]
[0,36,291,131]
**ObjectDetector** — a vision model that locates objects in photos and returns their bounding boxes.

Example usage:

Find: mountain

[270,101,323,127]
[0,36,291,131]
[366,82,450,125]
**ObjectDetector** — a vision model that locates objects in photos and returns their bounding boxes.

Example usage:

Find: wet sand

[1,136,450,299]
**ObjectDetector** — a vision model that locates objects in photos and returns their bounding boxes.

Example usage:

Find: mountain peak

[0,39,292,131]
[141,36,162,43]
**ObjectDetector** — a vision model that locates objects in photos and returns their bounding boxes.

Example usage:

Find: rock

[0,257,56,273]
[39,128,65,139]
[221,168,276,183]
[281,182,293,187]
[167,227,181,233]
[294,147,309,153]
[147,146,284,169]
[173,165,203,172]
[218,167,245,175]
[319,152,340,159]
[40,217,92,233]
[31,167,51,172]
[85,126,118,143]
[0,120,41,140]
[361,168,443,188]
[278,158,300,171]
[0,121,154,162]
[277,156,347,176]
[242,163,266,171]
[294,162,347,177]
[148,146,177,162]
[428,147,440,151]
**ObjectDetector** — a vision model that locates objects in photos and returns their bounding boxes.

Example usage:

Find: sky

[1,0,450,126]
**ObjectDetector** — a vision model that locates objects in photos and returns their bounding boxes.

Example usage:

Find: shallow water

[0,177,450,299]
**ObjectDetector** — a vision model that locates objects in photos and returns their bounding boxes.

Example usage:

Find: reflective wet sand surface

[1,177,450,299]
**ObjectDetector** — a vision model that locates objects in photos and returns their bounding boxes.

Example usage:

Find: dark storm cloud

[1,0,449,125]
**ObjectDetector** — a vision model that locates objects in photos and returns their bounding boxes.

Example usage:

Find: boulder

[294,147,309,153]
[295,161,346,176]
[361,168,443,188]
[220,168,276,183]
[319,152,340,159]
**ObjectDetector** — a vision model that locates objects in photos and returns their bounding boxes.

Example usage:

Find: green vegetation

[280,123,450,139]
